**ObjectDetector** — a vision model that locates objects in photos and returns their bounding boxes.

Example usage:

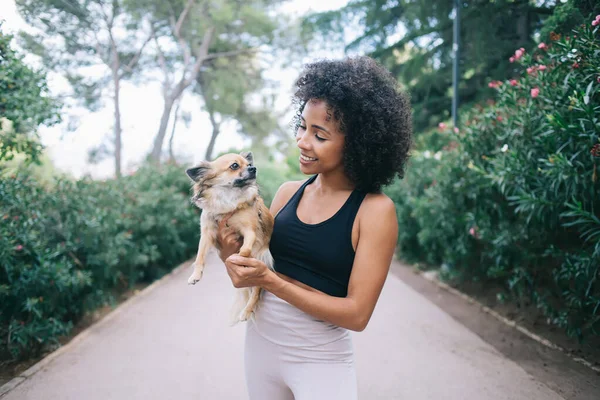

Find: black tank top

[269,175,367,297]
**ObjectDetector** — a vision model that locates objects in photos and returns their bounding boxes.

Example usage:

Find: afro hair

[292,56,413,193]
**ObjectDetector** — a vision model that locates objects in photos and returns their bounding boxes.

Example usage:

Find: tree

[194,54,287,161]
[137,0,289,163]
[0,23,60,164]
[16,0,153,177]
[303,0,555,132]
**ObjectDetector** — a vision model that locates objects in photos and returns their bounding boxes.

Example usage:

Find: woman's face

[295,99,345,176]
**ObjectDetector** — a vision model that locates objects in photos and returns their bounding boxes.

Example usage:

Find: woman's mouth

[300,154,317,164]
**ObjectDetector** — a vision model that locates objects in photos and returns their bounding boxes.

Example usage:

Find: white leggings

[244,291,358,400]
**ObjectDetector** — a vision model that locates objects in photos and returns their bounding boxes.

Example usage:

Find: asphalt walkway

[1,253,571,399]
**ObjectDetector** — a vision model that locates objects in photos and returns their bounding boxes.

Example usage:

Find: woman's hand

[216,216,242,263]
[224,255,273,289]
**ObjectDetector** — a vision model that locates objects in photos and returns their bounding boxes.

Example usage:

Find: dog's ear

[240,151,253,166]
[186,162,210,182]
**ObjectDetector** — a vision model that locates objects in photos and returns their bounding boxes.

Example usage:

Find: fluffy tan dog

[185,151,274,322]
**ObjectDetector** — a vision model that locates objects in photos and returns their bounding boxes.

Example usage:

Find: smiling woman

[216,56,413,400]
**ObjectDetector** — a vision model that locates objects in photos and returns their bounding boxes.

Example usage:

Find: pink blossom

[593,20,599,26]
[538,65,547,71]
[515,49,524,59]
[509,56,515,63]
[453,127,459,134]
[509,79,518,86]
[526,67,535,75]
[15,245,23,251]
[531,87,540,98]
[538,42,548,50]
[438,122,447,130]
[469,226,480,239]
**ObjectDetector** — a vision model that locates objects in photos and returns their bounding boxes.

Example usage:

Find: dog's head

[185,151,258,210]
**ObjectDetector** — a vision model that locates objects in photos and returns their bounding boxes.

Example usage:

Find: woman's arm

[225,193,398,332]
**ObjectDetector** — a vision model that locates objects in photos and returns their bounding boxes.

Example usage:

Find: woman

[217,56,412,399]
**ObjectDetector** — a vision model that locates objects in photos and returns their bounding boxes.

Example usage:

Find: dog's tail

[228,249,274,326]
[256,249,274,271]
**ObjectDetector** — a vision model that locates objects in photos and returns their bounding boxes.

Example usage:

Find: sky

[0,0,351,179]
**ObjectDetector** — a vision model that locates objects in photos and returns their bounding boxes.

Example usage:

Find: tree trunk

[150,97,175,163]
[516,4,529,47]
[150,78,190,163]
[168,100,181,162]
[113,74,122,178]
[204,109,220,161]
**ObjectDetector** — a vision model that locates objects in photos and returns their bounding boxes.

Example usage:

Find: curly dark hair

[292,56,413,193]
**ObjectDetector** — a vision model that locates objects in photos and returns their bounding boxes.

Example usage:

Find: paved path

[1,253,569,399]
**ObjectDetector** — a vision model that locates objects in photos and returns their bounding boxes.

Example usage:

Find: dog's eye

[230,163,240,170]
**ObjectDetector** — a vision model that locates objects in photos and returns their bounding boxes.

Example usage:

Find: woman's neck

[312,169,354,195]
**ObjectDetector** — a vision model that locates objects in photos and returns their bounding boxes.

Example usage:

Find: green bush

[389,19,600,339]
[0,162,199,361]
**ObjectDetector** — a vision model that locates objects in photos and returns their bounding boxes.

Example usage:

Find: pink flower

[515,49,524,59]
[509,56,515,63]
[15,245,23,251]
[469,226,480,239]
[527,67,535,75]
[438,122,447,130]
[509,79,518,86]
[531,87,540,98]
[453,127,459,134]
[538,65,547,71]
[538,42,548,50]
[593,20,599,27]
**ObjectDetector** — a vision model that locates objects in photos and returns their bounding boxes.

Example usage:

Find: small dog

[185,151,274,323]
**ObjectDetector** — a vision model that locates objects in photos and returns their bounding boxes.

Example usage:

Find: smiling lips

[300,154,317,162]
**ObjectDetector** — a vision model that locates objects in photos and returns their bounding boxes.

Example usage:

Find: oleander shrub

[387,18,600,339]
[0,162,200,361]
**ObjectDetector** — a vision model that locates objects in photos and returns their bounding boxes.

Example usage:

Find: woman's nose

[296,130,310,150]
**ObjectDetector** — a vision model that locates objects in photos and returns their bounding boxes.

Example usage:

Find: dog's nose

[247,166,256,173]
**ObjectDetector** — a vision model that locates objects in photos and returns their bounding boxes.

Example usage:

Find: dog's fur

[185,151,274,323]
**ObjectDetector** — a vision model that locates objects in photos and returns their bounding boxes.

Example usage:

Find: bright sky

[0,0,350,178]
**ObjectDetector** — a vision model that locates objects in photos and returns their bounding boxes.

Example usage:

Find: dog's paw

[238,307,254,322]
[238,248,252,258]
[187,271,203,285]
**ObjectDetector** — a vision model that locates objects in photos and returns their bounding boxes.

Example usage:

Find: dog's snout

[247,166,257,174]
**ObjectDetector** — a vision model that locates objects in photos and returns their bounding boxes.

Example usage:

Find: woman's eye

[299,125,306,130]
[315,134,326,142]
[230,163,239,170]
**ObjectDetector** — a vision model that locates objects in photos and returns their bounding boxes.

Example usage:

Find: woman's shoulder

[360,192,396,219]
[269,178,309,216]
